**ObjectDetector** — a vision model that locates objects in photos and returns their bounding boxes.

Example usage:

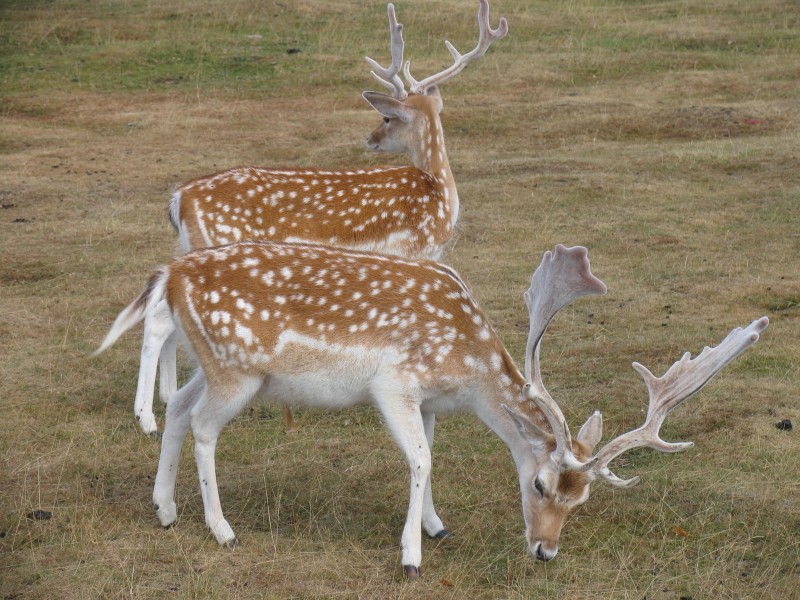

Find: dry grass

[1,0,798,598]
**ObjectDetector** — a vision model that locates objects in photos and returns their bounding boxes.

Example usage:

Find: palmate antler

[522,245,607,470]
[589,316,770,487]
[519,245,769,485]
[365,1,508,99]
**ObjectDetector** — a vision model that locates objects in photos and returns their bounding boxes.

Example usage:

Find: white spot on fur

[235,322,254,346]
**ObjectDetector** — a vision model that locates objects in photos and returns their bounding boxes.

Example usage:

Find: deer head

[503,245,769,561]
[362,1,507,162]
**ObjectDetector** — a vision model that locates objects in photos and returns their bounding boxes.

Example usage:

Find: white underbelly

[260,369,374,409]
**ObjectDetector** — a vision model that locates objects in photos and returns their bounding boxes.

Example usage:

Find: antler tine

[524,245,607,470]
[365,3,408,100]
[404,0,508,95]
[591,316,769,488]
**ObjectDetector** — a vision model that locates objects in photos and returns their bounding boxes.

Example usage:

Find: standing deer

[96,242,768,576]
[133,0,509,435]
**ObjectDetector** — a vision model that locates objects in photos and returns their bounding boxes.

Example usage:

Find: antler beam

[365,3,408,99]
[523,245,607,470]
[590,316,770,487]
[404,0,508,95]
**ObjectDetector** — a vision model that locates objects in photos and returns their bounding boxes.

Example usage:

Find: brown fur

[556,469,591,500]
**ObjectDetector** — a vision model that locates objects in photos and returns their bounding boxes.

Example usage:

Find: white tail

[131,0,508,436]
[97,242,767,575]
[94,270,166,356]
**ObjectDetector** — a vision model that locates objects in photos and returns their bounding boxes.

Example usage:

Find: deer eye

[534,477,545,497]
[383,117,391,123]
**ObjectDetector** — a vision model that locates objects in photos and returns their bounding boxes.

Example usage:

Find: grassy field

[1,0,798,597]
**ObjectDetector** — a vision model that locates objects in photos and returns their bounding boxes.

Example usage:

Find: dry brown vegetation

[1,0,798,598]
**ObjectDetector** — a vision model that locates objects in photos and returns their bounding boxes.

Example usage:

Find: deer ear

[362,91,415,122]
[501,404,553,453]
[576,411,603,454]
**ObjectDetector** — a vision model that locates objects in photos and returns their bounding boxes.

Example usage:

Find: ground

[1,1,798,598]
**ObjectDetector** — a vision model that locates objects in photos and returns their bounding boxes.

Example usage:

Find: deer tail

[93,268,168,356]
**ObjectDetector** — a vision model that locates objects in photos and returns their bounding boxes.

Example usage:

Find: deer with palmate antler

[96,242,768,577]
[132,0,509,436]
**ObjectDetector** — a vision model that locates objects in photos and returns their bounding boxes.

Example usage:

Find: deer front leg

[153,371,204,528]
[135,299,175,435]
[421,411,448,540]
[375,394,431,578]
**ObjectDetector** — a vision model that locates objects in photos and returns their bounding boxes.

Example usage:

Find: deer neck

[472,349,552,468]
[409,114,459,227]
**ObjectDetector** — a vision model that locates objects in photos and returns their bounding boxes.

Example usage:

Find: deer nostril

[535,544,547,561]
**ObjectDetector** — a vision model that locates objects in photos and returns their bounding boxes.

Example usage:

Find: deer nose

[532,541,557,562]
[535,543,548,561]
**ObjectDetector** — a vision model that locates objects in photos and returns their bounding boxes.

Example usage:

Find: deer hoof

[138,412,159,436]
[403,565,420,579]
[223,538,240,549]
[431,529,451,540]
[155,503,177,527]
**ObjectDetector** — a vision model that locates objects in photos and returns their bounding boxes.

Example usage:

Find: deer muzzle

[530,539,559,562]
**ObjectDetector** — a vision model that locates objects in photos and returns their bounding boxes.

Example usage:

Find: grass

[1,0,799,597]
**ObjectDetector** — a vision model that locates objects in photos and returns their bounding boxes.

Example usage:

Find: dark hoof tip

[162,522,176,530]
[224,538,240,549]
[403,565,420,579]
[26,509,52,521]
[431,529,451,540]
[149,431,162,439]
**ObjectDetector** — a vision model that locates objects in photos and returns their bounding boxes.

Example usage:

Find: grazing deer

[132,0,509,435]
[96,242,768,576]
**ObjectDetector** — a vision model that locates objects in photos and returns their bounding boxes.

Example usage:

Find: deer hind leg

[420,411,448,540]
[153,370,204,528]
[191,375,263,547]
[281,406,297,432]
[253,387,297,432]
[134,299,175,435]
[374,393,431,578]
[158,329,178,405]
